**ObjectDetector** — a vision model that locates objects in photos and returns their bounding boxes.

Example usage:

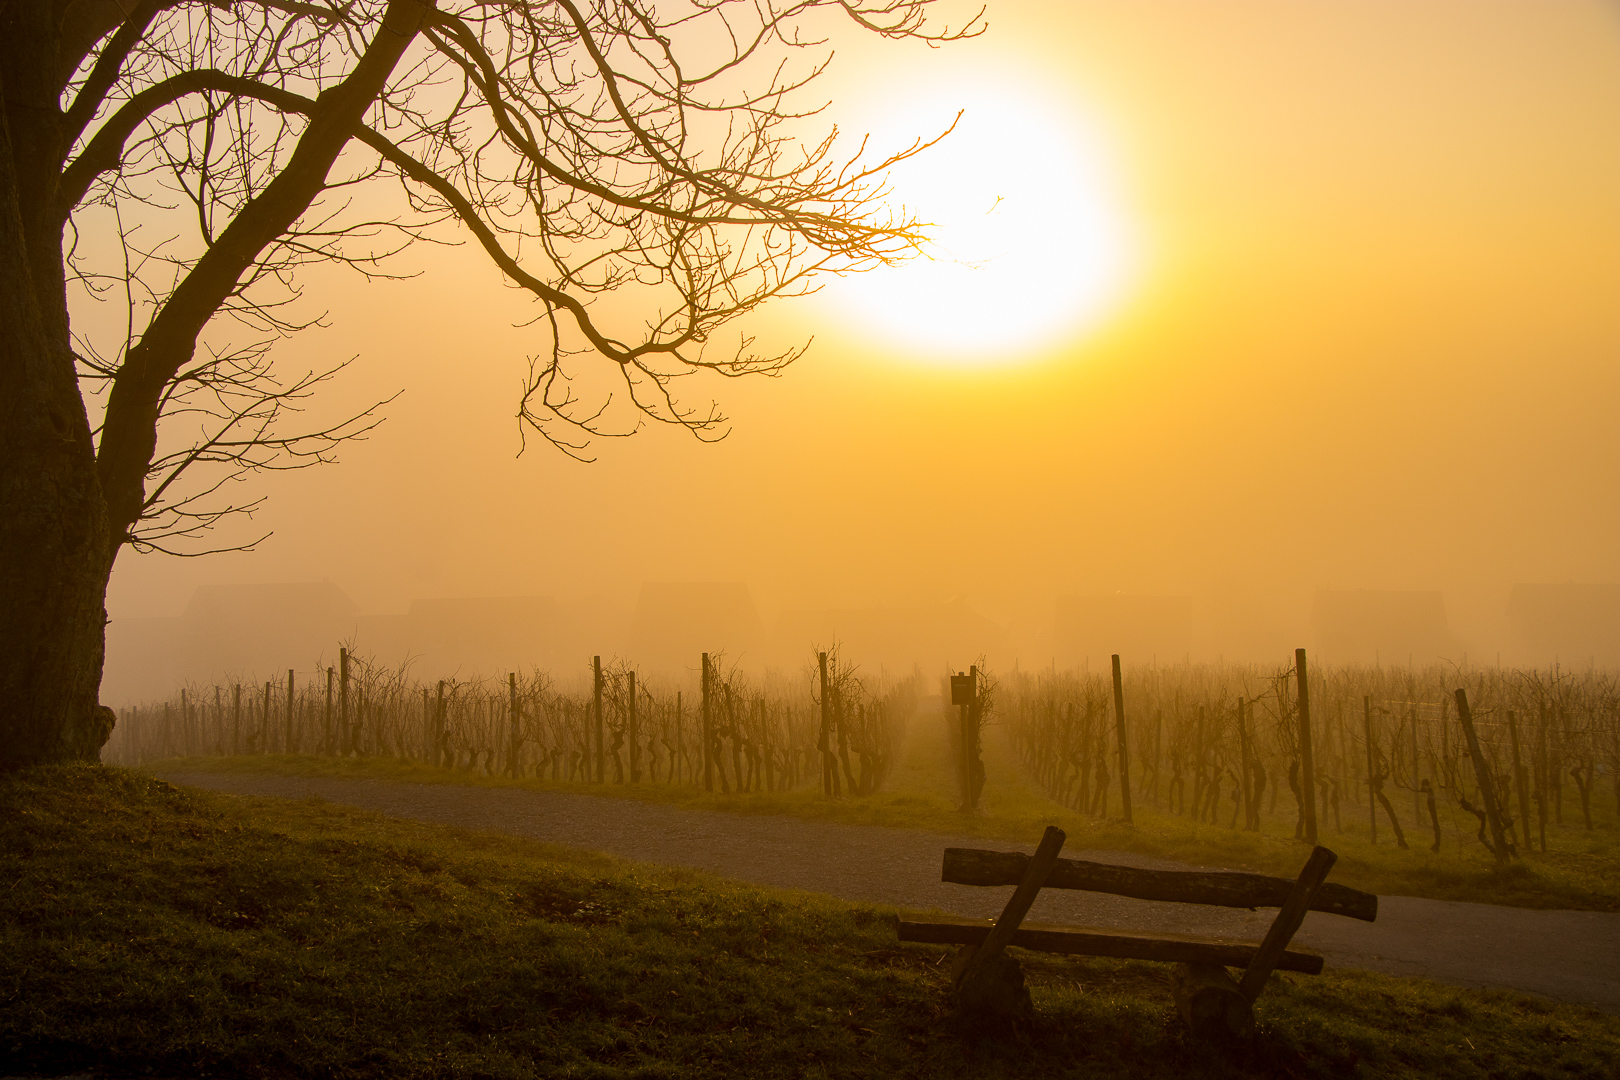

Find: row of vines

[105,646,914,797]
[1006,659,1620,854]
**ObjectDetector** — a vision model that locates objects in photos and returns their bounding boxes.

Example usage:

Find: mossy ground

[4,763,1618,1079]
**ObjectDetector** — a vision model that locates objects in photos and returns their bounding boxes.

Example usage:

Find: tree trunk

[0,7,116,768]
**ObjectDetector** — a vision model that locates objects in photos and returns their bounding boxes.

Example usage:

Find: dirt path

[163,771,1620,1014]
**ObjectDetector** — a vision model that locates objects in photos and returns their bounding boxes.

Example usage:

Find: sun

[825,78,1138,365]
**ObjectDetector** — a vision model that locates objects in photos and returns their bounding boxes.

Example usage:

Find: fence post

[1112,654,1132,825]
[1295,648,1318,845]
[286,669,296,754]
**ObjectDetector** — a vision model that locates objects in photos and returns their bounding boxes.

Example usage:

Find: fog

[99,0,1620,704]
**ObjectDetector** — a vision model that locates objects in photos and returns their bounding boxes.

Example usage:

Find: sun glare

[827,79,1137,365]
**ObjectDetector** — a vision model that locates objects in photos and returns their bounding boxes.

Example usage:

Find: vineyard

[106,648,914,799]
[1003,654,1620,858]
[108,645,1620,862]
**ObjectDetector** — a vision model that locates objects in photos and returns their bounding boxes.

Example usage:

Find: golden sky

[103,0,1620,660]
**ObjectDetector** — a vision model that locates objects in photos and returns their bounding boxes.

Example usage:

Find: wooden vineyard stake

[593,655,604,783]
[1455,688,1512,864]
[436,680,447,768]
[339,647,350,757]
[507,673,521,778]
[703,653,714,793]
[422,687,431,765]
[818,652,832,797]
[323,668,334,757]
[1112,654,1132,824]
[1507,709,1532,851]
[1364,696,1377,844]
[1410,705,1422,821]
[286,669,296,754]
[1295,648,1318,845]
[628,669,639,783]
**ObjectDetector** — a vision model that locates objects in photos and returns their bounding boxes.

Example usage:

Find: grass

[4,762,1619,1080]
[149,711,1620,913]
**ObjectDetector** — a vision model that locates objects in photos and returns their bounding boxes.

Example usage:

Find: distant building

[1054,594,1192,666]
[1311,590,1452,664]
[1507,584,1620,665]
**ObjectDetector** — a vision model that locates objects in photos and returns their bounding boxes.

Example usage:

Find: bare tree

[0,0,982,767]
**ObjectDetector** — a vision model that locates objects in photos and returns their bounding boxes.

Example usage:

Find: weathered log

[1172,962,1254,1040]
[897,913,1325,975]
[941,848,1377,922]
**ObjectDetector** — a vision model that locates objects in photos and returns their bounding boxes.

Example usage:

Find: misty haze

[5,1,1619,1078]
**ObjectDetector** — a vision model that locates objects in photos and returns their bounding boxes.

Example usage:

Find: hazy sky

[100,0,1620,655]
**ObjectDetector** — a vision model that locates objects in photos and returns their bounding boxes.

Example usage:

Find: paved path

[163,772,1620,1014]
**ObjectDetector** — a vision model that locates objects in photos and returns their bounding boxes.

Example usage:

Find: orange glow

[824,74,1139,364]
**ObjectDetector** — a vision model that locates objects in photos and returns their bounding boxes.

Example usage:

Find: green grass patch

[4,763,1617,1079]
[151,712,1620,913]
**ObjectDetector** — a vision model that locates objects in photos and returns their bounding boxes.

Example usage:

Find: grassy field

[151,708,1620,913]
[4,762,1618,1080]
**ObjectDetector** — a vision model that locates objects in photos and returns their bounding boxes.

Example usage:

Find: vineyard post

[261,681,272,755]
[286,669,296,754]
[1455,688,1512,864]
[1152,708,1163,806]
[968,664,983,810]
[507,673,521,778]
[703,654,714,792]
[436,681,447,767]
[1536,712,1549,851]
[593,656,605,783]
[232,684,242,755]
[1364,696,1377,844]
[213,686,222,756]
[1410,705,1421,820]
[421,687,431,765]
[1296,648,1318,845]
[339,647,350,757]
[323,668,333,756]
[950,669,974,809]
[1237,699,1252,828]
[675,690,683,785]
[628,669,639,783]
[1112,654,1133,824]
[1508,709,1533,851]
[818,652,832,796]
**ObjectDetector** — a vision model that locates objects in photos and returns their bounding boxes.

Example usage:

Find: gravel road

[163,771,1620,1014]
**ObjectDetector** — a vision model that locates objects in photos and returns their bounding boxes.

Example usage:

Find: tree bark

[0,1,116,768]
[0,0,430,768]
